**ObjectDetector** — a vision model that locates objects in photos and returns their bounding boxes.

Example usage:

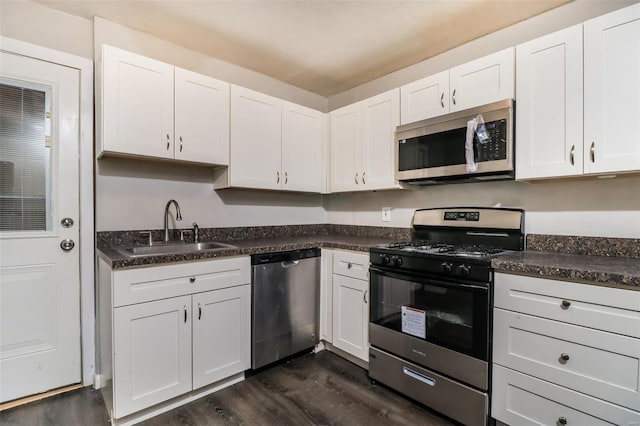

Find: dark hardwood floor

[1,351,454,426]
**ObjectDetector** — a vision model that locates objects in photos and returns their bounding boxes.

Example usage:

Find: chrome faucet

[163,199,182,242]
[192,222,200,243]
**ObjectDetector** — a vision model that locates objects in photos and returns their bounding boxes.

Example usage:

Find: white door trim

[0,36,95,387]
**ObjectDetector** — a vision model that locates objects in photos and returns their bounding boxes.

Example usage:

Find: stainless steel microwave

[396,99,514,184]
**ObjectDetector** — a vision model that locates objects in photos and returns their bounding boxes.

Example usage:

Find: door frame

[0,36,95,387]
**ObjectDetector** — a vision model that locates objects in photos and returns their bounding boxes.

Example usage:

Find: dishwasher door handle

[281,260,300,268]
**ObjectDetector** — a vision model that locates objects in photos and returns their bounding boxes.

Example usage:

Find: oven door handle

[369,266,489,292]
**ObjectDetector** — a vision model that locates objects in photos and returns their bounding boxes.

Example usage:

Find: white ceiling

[35,0,570,96]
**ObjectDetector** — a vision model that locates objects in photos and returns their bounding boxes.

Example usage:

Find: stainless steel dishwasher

[251,248,320,369]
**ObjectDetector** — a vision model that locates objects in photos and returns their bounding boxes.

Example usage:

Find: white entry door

[0,51,81,403]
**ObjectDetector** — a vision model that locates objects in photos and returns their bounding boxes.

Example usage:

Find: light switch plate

[382,207,391,222]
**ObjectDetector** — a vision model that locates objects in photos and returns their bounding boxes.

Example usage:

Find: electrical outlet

[381,207,391,222]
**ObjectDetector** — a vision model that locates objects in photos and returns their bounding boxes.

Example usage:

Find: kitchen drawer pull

[166,134,170,150]
[276,171,280,184]
[355,173,359,185]
[569,145,575,166]
[590,142,595,163]
[347,262,353,269]
[561,300,571,309]
[403,367,435,386]
[363,290,368,304]
[189,276,196,283]
[440,92,444,108]
[198,303,202,320]
[452,89,456,105]
[184,305,187,323]
[557,416,568,425]
[362,171,366,184]
[284,171,288,184]
[560,353,570,362]
[179,136,183,152]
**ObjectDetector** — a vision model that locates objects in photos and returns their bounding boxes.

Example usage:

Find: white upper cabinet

[330,89,400,192]
[584,3,640,175]
[100,45,230,166]
[281,101,324,192]
[229,85,282,190]
[101,45,174,159]
[449,48,515,112]
[400,70,449,124]
[516,25,584,179]
[400,49,514,124]
[225,86,325,192]
[174,68,230,165]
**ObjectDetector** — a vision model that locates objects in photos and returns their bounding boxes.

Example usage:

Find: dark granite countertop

[98,234,396,269]
[492,251,640,291]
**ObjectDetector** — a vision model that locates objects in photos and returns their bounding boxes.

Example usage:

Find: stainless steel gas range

[368,207,525,426]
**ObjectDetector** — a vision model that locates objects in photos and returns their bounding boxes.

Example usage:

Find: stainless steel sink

[116,241,238,258]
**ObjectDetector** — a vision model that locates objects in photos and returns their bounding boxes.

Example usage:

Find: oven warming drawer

[369,347,488,426]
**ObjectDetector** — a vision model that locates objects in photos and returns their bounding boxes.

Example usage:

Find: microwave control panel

[476,119,507,162]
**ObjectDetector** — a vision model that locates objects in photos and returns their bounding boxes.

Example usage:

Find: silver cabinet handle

[166,134,170,150]
[560,353,570,362]
[452,89,456,105]
[569,145,575,166]
[347,262,353,269]
[285,171,288,184]
[590,142,595,163]
[561,300,571,309]
[184,306,187,323]
[189,276,196,283]
[355,172,359,184]
[362,171,366,184]
[198,303,202,320]
[363,290,368,304]
[558,416,567,425]
[440,92,444,108]
[60,239,75,252]
[179,136,183,152]
[276,171,280,184]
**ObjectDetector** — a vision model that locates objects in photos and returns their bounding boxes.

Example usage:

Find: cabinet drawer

[494,273,640,338]
[113,257,251,307]
[494,308,640,411]
[332,250,369,281]
[492,365,640,426]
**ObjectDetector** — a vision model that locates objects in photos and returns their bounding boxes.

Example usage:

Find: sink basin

[116,241,238,258]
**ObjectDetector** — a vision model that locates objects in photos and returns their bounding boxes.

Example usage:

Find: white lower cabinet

[492,273,640,425]
[98,257,251,423]
[330,250,370,362]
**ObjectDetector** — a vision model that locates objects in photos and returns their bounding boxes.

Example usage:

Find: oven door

[369,266,490,389]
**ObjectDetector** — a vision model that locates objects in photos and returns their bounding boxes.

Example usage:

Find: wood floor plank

[0,351,455,426]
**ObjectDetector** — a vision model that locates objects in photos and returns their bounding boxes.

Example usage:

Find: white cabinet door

[230,85,282,190]
[516,25,584,179]
[102,45,174,159]
[584,3,640,174]
[174,68,229,165]
[449,48,514,112]
[330,103,361,192]
[332,274,368,362]
[192,285,250,390]
[400,70,449,124]
[282,101,324,192]
[361,89,400,190]
[113,295,192,418]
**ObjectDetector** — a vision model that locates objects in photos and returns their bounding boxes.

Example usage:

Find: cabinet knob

[347,262,353,269]
[560,353,570,362]
[557,416,568,425]
[561,300,571,309]
[189,276,196,283]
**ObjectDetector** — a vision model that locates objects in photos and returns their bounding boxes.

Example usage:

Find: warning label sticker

[401,306,426,339]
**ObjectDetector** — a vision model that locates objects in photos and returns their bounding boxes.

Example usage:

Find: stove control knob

[457,264,471,277]
[392,256,403,266]
[380,254,391,265]
[441,262,453,273]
